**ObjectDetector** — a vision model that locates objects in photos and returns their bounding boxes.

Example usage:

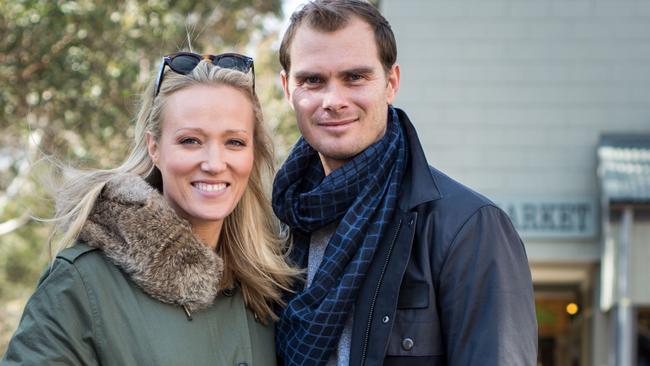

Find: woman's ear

[145,131,159,165]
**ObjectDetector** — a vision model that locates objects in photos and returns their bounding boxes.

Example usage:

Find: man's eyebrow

[338,67,374,76]
[293,71,324,79]
[292,67,375,80]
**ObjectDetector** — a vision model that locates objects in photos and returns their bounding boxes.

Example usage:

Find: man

[272,1,537,365]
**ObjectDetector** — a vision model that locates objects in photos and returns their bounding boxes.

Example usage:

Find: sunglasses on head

[154,52,255,96]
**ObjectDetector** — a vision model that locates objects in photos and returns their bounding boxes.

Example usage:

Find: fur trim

[78,173,223,312]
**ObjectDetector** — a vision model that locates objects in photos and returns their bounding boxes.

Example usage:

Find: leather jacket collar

[394,107,443,210]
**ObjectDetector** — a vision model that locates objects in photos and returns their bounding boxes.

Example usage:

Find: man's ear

[145,131,159,165]
[280,70,293,108]
[386,63,401,104]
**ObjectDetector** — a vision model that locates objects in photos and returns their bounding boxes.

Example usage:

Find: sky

[282,0,309,32]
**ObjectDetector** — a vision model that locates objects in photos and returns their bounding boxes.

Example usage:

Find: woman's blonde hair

[49,60,297,322]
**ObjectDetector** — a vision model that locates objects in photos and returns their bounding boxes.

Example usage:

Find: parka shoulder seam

[56,242,99,264]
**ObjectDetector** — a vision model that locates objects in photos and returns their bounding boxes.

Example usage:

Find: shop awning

[598,134,650,204]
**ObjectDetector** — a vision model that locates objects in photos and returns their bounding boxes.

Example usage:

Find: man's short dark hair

[279,0,397,73]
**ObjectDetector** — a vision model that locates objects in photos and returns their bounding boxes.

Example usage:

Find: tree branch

[0,129,43,216]
[0,212,30,236]
[21,33,75,79]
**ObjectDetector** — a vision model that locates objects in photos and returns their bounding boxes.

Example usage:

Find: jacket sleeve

[437,205,537,366]
[1,258,99,365]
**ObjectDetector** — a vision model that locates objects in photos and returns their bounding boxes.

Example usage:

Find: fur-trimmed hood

[78,173,223,313]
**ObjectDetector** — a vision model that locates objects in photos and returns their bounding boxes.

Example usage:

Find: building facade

[380,1,650,365]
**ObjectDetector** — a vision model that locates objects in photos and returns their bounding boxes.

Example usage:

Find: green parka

[2,174,276,366]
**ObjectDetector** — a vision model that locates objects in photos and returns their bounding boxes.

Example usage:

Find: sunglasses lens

[215,56,250,72]
[169,55,200,74]
[156,53,254,96]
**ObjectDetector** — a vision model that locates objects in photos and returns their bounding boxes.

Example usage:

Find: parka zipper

[360,218,403,366]
[182,305,193,321]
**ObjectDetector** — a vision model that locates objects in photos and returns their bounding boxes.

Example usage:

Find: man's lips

[317,118,358,126]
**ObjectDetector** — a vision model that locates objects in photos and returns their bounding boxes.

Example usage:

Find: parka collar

[395,107,443,210]
[78,173,224,313]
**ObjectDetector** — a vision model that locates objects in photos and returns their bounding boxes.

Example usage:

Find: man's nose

[200,145,226,174]
[321,83,348,112]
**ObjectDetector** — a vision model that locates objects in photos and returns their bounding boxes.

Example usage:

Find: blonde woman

[2,53,297,365]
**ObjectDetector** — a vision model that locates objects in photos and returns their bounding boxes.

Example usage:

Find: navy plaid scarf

[272,108,407,366]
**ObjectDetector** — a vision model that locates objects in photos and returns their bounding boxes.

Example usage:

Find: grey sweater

[306,222,353,366]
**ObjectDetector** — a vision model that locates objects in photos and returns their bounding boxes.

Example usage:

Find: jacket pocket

[385,319,443,356]
[387,282,443,357]
[397,281,429,309]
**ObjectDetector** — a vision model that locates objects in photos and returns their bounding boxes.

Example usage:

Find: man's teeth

[193,182,227,192]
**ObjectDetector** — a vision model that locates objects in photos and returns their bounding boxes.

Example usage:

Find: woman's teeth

[193,182,227,192]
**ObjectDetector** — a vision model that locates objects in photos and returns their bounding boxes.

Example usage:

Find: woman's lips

[192,182,227,192]
[191,181,229,197]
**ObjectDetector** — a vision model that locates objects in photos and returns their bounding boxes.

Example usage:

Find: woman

[2,52,296,365]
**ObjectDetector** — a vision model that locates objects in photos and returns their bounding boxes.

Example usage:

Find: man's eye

[346,73,365,82]
[305,76,322,84]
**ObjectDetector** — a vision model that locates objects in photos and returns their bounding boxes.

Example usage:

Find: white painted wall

[381,0,650,262]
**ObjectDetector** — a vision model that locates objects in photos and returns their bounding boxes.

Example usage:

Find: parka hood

[78,173,223,313]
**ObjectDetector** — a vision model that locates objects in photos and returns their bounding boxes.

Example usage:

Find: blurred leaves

[0,0,283,162]
[0,0,296,353]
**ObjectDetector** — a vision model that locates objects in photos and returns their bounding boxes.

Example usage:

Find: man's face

[281,16,400,174]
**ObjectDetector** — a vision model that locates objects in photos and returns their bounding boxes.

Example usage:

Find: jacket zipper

[360,218,403,366]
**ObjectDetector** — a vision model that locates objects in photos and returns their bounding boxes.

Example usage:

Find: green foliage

[0,0,283,161]
[0,0,297,354]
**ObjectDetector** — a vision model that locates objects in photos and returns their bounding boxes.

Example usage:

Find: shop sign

[495,197,598,239]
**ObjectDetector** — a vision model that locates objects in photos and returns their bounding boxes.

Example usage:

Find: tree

[0,0,297,353]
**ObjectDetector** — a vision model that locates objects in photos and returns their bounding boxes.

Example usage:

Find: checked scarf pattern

[272,108,408,366]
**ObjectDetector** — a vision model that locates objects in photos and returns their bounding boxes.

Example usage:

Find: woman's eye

[227,139,246,147]
[179,137,200,145]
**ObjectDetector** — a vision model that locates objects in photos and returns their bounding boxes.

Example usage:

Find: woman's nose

[200,146,226,174]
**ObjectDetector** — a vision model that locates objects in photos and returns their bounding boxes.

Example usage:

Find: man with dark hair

[272,1,537,365]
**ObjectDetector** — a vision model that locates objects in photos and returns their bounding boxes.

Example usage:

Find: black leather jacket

[346,108,538,366]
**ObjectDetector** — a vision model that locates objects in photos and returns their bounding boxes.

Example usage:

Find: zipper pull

[182,304,193,321]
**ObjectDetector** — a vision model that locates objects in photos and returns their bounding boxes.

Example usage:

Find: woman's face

[147,84,255,241]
